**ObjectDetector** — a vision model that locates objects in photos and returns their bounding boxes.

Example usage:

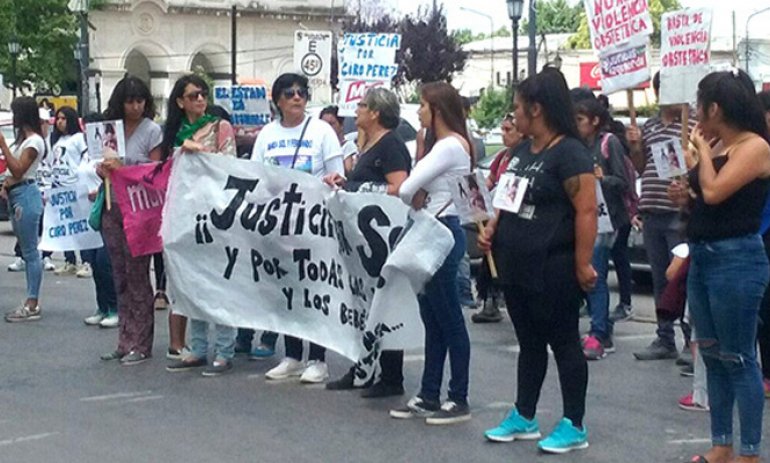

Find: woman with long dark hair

[684,69,770,463]
[478,68,597,454]
[98,75,162,365]
[389,82,473,425]
[162,74,238,377]
[1,97,46,322]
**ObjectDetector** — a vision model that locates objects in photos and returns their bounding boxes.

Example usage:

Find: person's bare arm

[565,174,598,291]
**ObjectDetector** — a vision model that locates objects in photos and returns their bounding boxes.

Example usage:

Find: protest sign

[599,44,651,94]
[110,159,172,258]
[450,172,494,224]
[596,180,614,234]
[650,140,686,179]
[583,0,653,57]
[213,85,271,129]
[85,120,125,161]
[39,183,103,252]
[337,33,400,116]
[161,153,453,362]
[659,8,712,105]
[493,174,528,214]
[294,30,333,88]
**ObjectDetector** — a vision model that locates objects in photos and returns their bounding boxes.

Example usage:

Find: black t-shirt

[345,131,411,192]
[493,136,593,290]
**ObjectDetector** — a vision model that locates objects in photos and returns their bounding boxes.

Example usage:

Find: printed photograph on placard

[493,173,529,214]
[651,140,686,178]
[85,120,126,161]
[450,171,495,223]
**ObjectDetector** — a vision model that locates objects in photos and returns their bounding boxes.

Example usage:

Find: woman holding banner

[323,87,411,398]
[389,82,472,425]
[684,70,770,463]
[98,76,162,365]
[478,68,596,454]
[162,74,238,376]
[250,72,343,384]
[1,97,46,322]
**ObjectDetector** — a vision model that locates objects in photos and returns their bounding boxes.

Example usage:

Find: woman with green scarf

[160,75,237,376]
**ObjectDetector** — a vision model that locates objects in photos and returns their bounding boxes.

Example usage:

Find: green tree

[471,86,512,130]
[567,0,681,49]
[520,0,583,35]
[0,0,79,94]
[452,28,475,45]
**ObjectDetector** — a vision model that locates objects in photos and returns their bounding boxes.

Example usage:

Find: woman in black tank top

[683,69,770,463]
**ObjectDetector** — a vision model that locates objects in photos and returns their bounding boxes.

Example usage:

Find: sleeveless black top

[687,154,769,242]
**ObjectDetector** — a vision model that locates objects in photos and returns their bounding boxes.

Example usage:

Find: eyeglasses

[282,88,309,100]
[184,90,208,101]
[356,102,368,108]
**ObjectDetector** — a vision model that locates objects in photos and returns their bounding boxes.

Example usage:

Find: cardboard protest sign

[213,85,271,129]
[599,44,651,94]
[337,33,400,116]
[39,184,103,252]
[110,159,172,257]
[659,8,712,105]
[583,0,653,57]
[85,120,125,161]
[493,173,528,214]
[450,172,495,224]
[650,140,686,178]
[161,153,453,362]
[596,180,614,234]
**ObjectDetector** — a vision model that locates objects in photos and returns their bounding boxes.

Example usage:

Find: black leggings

[153,253,166,291]
[502,254,588,427]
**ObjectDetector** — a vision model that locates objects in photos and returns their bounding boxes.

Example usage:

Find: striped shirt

[639,114,697,214]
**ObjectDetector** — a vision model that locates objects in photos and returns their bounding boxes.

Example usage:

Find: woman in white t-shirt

[248,73,343,384]
[0,97,47,322]
[389,82,473,425]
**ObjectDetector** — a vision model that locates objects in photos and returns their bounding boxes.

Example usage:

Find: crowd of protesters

[2,65,770,460]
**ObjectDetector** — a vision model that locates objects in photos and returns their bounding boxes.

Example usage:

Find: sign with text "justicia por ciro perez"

[337,33,400,117]
[39,184,104,252]
[161,152,453,363]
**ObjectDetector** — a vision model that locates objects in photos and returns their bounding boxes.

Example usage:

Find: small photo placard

[651,140,686,178]
[86,120,126,161]
[493,173,529,214]
[450,171,495,224]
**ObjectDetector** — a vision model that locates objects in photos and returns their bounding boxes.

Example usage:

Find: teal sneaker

[484,408,541,442]
[537,418,589,454]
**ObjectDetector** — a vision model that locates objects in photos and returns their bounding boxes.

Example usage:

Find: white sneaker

[76,262,93,278]
[42,256,55,271]
[265,357,305,380]
[54,262,78,276]
[99,314,119,328]
[300,360,330,383]
[84,312,106,326]
[7,257,25,272]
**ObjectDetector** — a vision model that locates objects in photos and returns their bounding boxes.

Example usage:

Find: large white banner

[161,153,453,362]
[659,8,712,105]
[39,184,103,252]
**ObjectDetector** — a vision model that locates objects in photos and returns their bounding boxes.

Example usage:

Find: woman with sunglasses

[162,74,238,376]
[472,112,523,324]
[250,73,343,384]
[98,76,162,365]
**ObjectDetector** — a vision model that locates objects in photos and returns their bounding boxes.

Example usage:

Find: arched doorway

[124,49,152,84]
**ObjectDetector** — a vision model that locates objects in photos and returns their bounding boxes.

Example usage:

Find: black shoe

[425,400,471,425]
[680,364,694,377]
[471,299,503,323]
[609,303,633,322]
[389,396,440,419]
[633,340,678,361]
[326,369,356,390]
[234,343,252,355]
[166,357,207,372]
[361,381,404,398]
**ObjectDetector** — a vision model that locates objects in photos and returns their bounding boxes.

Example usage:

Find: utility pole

[527,0,537,77]
[79,9,90,115]
[231,4,237,84]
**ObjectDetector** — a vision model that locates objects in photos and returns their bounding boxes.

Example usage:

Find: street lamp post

[460,7,494,88]
[506,0,524,87]
[8,35,21,99]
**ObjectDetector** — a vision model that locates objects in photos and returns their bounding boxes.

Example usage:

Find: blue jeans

[8,182,43,299]
[587,232,616,340]
[610,223,632,306]
[457,253,474,306]
[418,216,470,404]
[689,235,768,456]
[190,319,237,361]
[92,246,117,315]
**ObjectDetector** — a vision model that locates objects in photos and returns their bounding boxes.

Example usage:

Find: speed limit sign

[294,30,333,86]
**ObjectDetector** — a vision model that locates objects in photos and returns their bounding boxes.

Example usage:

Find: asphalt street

[1,220,768,463]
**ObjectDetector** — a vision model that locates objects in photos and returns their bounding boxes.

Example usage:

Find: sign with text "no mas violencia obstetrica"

[337,33,401,117]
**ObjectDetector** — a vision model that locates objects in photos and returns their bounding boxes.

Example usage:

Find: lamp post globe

[506,0,524,88]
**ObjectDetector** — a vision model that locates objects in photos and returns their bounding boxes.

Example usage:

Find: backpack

[600,132,639,220]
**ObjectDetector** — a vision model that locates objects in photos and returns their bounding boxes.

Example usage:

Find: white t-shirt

[399,136,471,216]
[342,139,358,159]
[12,134,45,182]
[251,116,343,177]
[51,133,88,187]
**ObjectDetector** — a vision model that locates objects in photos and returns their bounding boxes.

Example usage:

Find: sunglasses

[282,87,309,100]
[184,90,208,101]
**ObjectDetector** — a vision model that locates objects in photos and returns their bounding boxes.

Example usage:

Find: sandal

[154,291,169,311]
[689,456,709,463]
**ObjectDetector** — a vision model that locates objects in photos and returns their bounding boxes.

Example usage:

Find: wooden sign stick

[626,90,637,127]
[475,220,498,279]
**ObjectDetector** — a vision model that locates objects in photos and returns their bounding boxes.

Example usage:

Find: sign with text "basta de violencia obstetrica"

[658,8,712,105]
[583,0,653,94]
[337,33,401,117]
